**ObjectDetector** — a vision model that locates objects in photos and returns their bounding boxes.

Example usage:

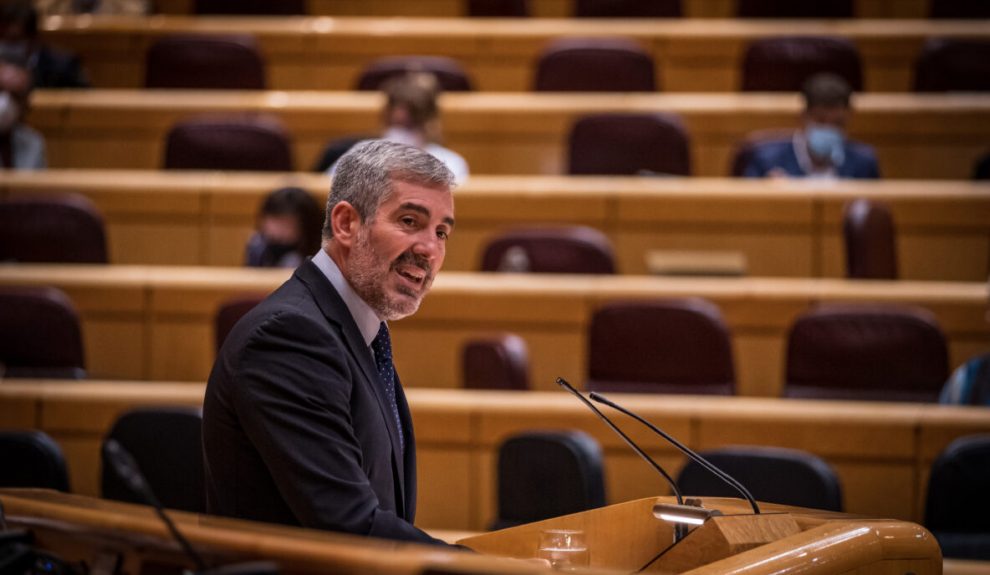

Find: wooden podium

[0,489,940,574]
[459,496,943,574]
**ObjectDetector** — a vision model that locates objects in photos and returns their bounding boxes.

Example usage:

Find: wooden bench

[43,16,985,92]
[28,90,990,179]
[2,170,988,281]
[2,381,988,530]
[0,265,985,396]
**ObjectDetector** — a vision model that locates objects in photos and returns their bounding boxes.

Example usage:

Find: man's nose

[412,230,443,263]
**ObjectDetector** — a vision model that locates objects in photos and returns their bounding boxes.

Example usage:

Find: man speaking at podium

[203,140,455,545]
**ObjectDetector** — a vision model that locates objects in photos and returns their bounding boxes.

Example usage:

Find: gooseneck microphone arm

[589,392,761,515]
[555,377,683,505]
[103,439,209,572]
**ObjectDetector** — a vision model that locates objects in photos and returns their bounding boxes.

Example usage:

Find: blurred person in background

[0,0,90,88]
[0,58,44,169]
[743,73,879,179]
[245,186,323,268]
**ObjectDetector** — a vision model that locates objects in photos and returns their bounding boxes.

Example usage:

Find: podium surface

[0,489,940,574]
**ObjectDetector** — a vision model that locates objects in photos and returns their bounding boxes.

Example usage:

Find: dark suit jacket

[742,138,881,179]
[33,47,90,89]
[203,260,444,544]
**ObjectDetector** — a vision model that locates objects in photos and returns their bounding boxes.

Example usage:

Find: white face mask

[0,92,21,133]
[382,126,424,148]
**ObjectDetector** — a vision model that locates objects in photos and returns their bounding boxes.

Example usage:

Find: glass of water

[537,529,589,570]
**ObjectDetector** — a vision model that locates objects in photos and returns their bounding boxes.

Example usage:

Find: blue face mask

[805,124,845,166]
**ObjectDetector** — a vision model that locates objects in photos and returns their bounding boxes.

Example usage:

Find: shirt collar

[311,248,382,348]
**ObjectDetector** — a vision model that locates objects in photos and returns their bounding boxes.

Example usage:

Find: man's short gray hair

[323,140,454,239]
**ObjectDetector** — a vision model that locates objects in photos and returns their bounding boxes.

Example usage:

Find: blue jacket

[743,137,881,179]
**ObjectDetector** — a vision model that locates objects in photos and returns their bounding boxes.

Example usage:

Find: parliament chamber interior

[0,0,989,573]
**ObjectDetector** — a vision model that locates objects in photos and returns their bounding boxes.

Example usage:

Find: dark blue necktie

[371,322,404,452]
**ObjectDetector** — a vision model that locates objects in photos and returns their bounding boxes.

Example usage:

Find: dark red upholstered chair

[737,0,852,18]
[480,226,617,274]
[0,430,71,491]
[462,333,530,390]
[0,286,86,379]
[587,298,736,395]
[467,0,529,16]
[215,294,266,352]
[843,198,898,280]
[784,303,949,402]
[491,430,606,530]
[355,56,473,92]
[145,34,266,90]
[574,0,682,17]
[728,129,792,176]
[534,37,657,92]
[193,0,305,14]
[163,114,293,171]
[677,446,843,511]
[925,435,990,559]
[102,407,205,513]
[568,113,691,176]
[741,37,863,92]
[914,39,990,92]
[0,194,108,264]
[929,1,990,19]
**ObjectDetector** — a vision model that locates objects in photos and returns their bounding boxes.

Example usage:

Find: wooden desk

[152,0,935,18]
[42,16,987,92]
[2,382,988,531]
[28,90,990,179]
[0,265,986,396]
[3,170,988,281]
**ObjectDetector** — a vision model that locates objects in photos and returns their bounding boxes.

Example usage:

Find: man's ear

[330,201,361,247]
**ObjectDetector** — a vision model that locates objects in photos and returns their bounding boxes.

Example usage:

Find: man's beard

[348,227,434,321]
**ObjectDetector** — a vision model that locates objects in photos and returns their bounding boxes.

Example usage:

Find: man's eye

[437,230,449,240]
[401,216,417,227]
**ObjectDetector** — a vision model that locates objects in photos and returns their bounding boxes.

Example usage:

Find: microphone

[103,440,278,575]
[588,392,761,515]
[555,377,683,505]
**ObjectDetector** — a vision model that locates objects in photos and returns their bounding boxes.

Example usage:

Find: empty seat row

[139,34,990,93]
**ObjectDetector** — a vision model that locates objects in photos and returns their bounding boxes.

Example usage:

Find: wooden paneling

[41,16,985,91]
[2,383,988,531]
[26,90,990,179]
[0,265,986,395]
[3,172,989,281]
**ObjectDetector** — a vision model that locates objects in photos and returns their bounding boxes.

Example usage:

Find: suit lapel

[294,261,408,514]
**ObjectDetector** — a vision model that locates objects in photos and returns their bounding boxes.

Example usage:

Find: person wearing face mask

[244,186,324,268]
[0,0,90,89]
[742,73,880,179]
[317,73,469,185]
[0,58,45,169]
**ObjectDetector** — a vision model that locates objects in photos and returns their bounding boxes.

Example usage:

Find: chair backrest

[568,112,691,176]
[480,226,617,274]
[145,34,266,90]
[163,114,293,171]
[215,294,266,352]
[312,135,370,172]
[102,407,205,513]
[929,0,990,19]
[784,303,949,402]
[574,0,682,17]
[924,434,990,559]
[356,56,473,92]
[914,39,990,92]
[587,298,735,395]
[193,0,305,14]
[462,333,530,390]
[534,37,657,92]
[0,286,86,379]
[737,0,853,18]
[728,129,793,176]
[0,194,108,264]
[0,430,70,491]
[492,430,606,530]
[467,0,529,16]
[676,446,843,512]
[741,37,863,92]
[843,198,898,280]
